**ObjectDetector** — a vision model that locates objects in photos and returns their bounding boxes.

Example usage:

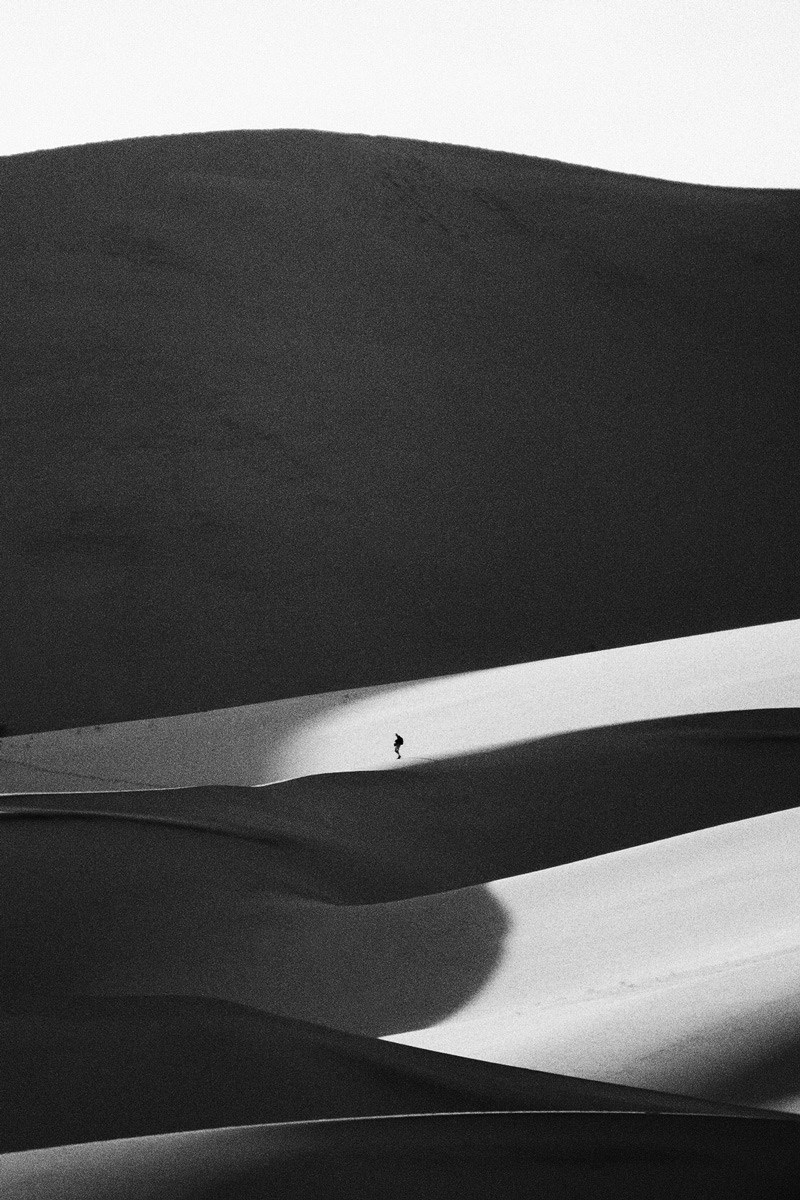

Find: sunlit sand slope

[3,131,799,734]
[1,700,800,902]
[1,619,797,792]
[5,1113,800,1200]
[387,806,800,1113]
[3,721,800,1113]
[3,707,799,896]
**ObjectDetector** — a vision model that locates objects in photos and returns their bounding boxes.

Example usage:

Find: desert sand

[2,130,799,736]
[2,713,800,1109]
[3,131,800,1195]
[1,618,798,791]
[6,1113,800,1200]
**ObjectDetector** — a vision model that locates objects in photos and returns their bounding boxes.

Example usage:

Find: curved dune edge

[4,129,800,1194]
[385,804,800,1112]
[4,1113,800,1200]
[2,994,781,1157]
[1,619,798,793]
[4,793,800,1111]
[5,131,800,737]
[3,706,800,900]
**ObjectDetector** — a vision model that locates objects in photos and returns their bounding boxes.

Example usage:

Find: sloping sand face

[3,708,800,1122]
[5,1113,800,1200]
[4,996,770,1156]
[386,806,800,1112]
[1,619,797,791]
[2,705,800,898]
[4,128,800,1191]
[3,131,800,734]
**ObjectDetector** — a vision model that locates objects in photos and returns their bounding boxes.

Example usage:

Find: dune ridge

[5,1112,800,1200]
[386,805,800,1108]
[4,993,779,1157]
[3,130,799,734]
[3,706,800,898]
[1,618,798,792]
[4,707,800,1119]
[4,128,800,1192]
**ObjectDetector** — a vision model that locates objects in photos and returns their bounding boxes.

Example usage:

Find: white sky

[1,0,799,186]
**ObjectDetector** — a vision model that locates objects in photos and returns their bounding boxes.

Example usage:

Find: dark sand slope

[3,801,799,1058]
[3,710,800,1120]
[3,130,800,733]
[4,709,799,900]
[5,1113,800,1200]
[2,995,775,1155]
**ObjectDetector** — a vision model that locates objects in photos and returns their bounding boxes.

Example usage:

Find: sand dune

[6,1112,800,1200]
[387,806,800,1112]
[1,618,798,792]
[4,129,800,1191]
[4,710,800,1120]
[3,131,800,734]
[3,707,800,897]
[3,995,772,1157]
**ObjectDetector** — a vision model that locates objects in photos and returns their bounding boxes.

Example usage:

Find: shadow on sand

[220,707,800,897]
[6,1112,800,1200]
[1,995,780,1155]
[3,708,799,900]
[649,1012,800,1115]
[0,813,509,1039]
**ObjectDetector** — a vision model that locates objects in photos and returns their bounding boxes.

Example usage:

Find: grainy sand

[3,131,799,735]
[3,130,800,1195]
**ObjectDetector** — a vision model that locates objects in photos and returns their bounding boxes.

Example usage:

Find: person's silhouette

[393,733,404,759]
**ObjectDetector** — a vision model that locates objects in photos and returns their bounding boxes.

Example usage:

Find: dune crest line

[1,619,798,793]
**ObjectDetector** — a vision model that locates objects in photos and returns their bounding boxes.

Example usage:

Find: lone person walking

[394,733,404,760]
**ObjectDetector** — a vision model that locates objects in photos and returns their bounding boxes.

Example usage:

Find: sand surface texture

[2,701,800,1112]
[1,619,798,791]
[6,1113,800,1200]
[3,131,800,1195]
[2,130,799,735]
